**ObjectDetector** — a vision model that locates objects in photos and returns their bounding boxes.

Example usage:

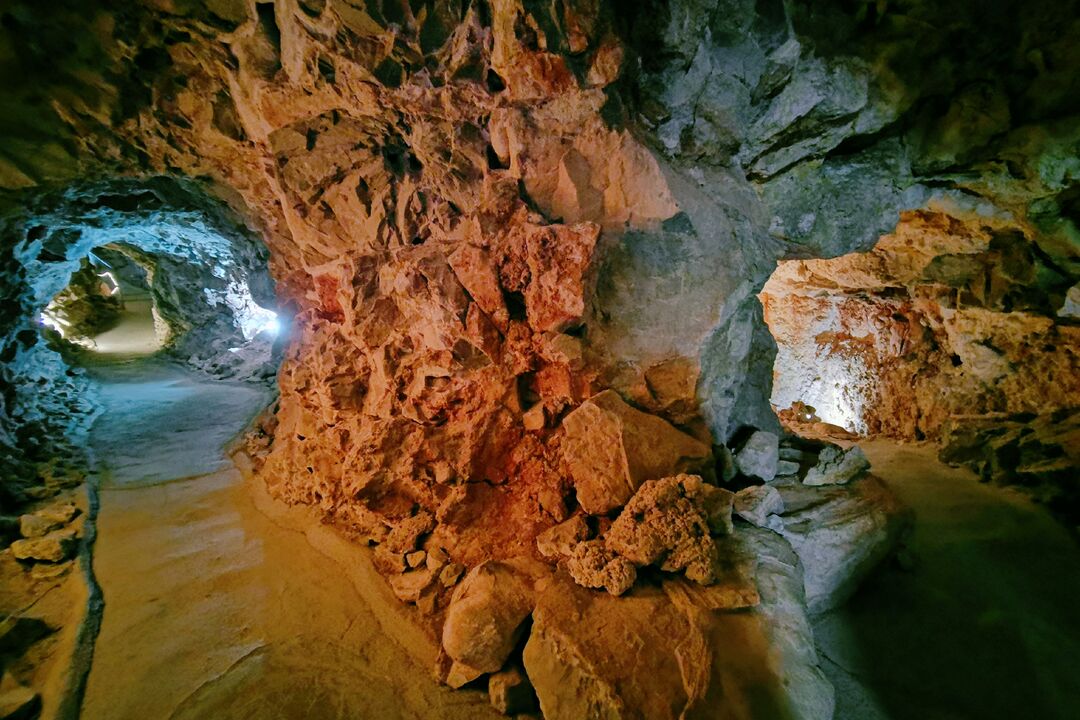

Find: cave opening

[760,209,1079,513]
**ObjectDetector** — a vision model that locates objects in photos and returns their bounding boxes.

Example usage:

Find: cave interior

[0,1,1078,719]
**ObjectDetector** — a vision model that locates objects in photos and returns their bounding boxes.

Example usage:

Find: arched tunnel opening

[1,1,1079,719]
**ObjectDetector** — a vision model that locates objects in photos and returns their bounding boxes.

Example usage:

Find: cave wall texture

[1,0,1079,709]
[2,0,1079,576]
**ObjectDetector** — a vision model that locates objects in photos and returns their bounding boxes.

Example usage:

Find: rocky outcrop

[940,409,1080,529]
[762,211,1079,441]
[773,476,912,614]
[523,528,831,720]
[561,390,713,514]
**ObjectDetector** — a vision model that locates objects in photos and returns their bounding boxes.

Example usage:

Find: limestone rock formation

[734,430,780,482]
[1,0,1079,715]
[802,446,871,487]
[734,485,785,529]
[561,390,713,514]
[773,476,912,614]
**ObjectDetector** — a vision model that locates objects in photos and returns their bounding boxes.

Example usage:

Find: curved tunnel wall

[0,178,280,507]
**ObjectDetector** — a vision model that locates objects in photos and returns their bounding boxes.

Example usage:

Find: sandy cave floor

[69,343,1080,719]
[77,354,500,720]
[816,440,1080,720]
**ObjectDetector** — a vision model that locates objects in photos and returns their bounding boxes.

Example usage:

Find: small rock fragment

[734,485,785,528]
[446,661,485,689]
[439,562,465,587]
[803,445,871,486]
[405,550,426,568]
[389,567,436,603]
[488,666,537,715]
[565,540,637,596]
[10,529,78,563]
[535,515,588,560]
[522,404,546,431]
[775,459,800,477]
[734,430,779,482]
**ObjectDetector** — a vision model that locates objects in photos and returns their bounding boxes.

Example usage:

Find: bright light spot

[207,280,279,341]
[261,316,281,336]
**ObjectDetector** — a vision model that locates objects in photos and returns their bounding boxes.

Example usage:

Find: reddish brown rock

[561,391,713,515]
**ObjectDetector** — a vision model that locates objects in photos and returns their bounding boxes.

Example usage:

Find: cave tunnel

[2,1,1080,719]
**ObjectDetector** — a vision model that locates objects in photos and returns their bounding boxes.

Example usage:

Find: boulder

[561,390,712,514]
[774,476,912,613]
[605,475,733,586]
[18,503,78,538]
[535,515,589,561]
[441,559,550,675]
[733,485,785,528]
[10,528,78,563]
[802,445,871,486]
[734,430,779,482]
[523,543,830,720]
[488,666,537,715]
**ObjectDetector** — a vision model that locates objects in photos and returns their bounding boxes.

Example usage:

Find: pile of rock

[422,397,911,717]
[7,503,81,565]
[940,409,1080,530]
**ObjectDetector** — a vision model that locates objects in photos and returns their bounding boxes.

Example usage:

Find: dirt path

[79,359,498,720]
[815,440,1080,720]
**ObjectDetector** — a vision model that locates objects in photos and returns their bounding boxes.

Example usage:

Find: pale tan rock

[488,666,537,715]
[522,565,828,720]
[522,404,546,431]
[446,661,485,689]
[10,529,78,563]
[561,390,712,515]
[564,540,637,596]
[405,550,427,568]
[389,567,436,604]
[441,559,548,674]
[19,503,79,538]
[535,515,589,560]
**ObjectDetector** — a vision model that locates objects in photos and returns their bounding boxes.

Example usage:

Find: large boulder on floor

[774,476,911,614]
[523,533,832,720]
[561,390,712,514]
[441,559,550,677]
[735,431,780,482]
[10,528,78,563]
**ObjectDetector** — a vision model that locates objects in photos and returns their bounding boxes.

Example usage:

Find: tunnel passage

[760,209,1080,519]
[0,178,282,506]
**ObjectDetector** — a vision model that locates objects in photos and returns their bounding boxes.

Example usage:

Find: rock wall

[763,210,1080,439]
[1,0,1080,714]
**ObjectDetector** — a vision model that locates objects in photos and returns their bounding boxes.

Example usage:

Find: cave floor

[815,439,1080,720]
[78,358,499,720]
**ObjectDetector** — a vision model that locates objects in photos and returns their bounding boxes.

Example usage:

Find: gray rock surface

[803,445,872,486]
[734,484,785,528]
[735,430,780,481]
[774,476,912,614]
